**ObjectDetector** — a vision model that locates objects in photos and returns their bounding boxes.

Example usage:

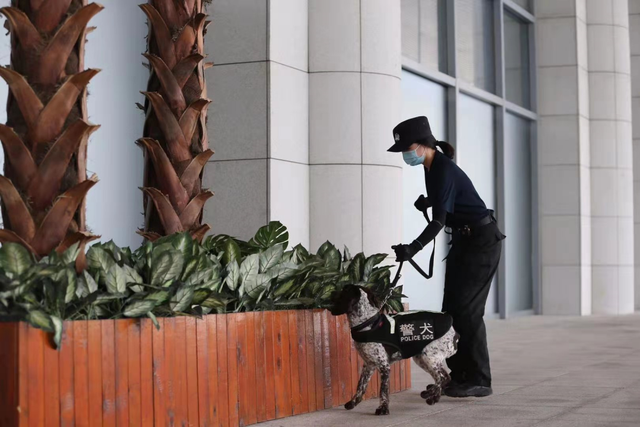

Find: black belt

[451,211,495,236]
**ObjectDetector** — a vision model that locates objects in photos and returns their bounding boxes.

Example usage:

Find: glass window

[401,0,448,73]
[504,113,532,312]
[456,0,496,93]
[457,94,498,314]
[504,11,531,108]
[401,70,448,311]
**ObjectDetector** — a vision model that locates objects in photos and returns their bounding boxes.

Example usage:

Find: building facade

[0,0,638,317]
[201,0,640,317]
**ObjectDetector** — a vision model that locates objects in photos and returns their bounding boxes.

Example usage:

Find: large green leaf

[87,246,116,275]
[224,261,240,291]
[248,221,288,250]
[123,299,157,317]
[222,238,242,266]
[103,241,123,263]
[239,253,259,286]
[146,290,171,304]
[61,243,81,265]
[348,253,365,283]
[51,316,63,349]
[245,273,272,299]
[62,268,77,304]
[0,243,33,276]
[83,271,98,293]
[292,244,309,264]
[192,288,212,305]
[26,309,54,332]
[316,241,333,258]
[123,265,143,285]
[150,250,184,286]
[268,261,299,282]
[364,254,387,281]
[186,267,213,287]
[259,244,284,273]
[105,265,127,295]
[323,247,341,270]
[201,294,227,309]
[171,232,194,256]
[148,312,160,330]
[274,298,314,308]
[171,285,194,312]
[343,245,352,262]
[272,279,295,298]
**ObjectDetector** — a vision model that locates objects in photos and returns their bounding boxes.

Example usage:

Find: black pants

[442,221,504,387]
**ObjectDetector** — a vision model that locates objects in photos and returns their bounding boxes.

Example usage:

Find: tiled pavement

[259,313,640,427]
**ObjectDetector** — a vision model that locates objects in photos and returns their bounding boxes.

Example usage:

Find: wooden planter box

[0,310,411,426]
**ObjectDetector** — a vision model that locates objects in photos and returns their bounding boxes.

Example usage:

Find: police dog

[329,285,458,415]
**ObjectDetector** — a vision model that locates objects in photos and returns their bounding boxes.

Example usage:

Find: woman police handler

[388,116,505,398]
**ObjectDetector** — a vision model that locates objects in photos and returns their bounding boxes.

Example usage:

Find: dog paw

[344,401,355,410]
[420,384,438,399]
[425,393,441,405]
[375,405,389,416]
[423,386,442,405]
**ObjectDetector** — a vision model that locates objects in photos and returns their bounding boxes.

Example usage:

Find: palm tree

[0,1,102,268]
[138,0,213,242]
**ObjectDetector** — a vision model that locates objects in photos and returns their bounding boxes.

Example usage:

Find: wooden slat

[314,311,327,410]
[87,321,102,427]
[245,312,258,425]
[164,318,177,426]
[197,317,211,426]
[205,316,219,427]
[101,320,116,427]
[43,326,60,427]
[185,317,200,426]
[127,321,141,427]
[140,319,154,427]
[236,313,248,427]
[72,321,89,427]
[151,317,166,427]
[226,314,239,427]
[272,311,285,419]
[400,358,406,391]
[320,311,332,409]
[295,311,309,415]
[0,323,19,427]
[287,311,301,416]
[59,322,75,427]
[18,323,29,427]
[216,315,229,427]
[350,339,359,401]
[174,317,189,426]
[406,359,412,389]
[27,326,45,427]
[304,310,317,413]
[254,312,268,423]
[263,312,276,421]
[328,314,340,407]
[114,319,129,426]
[337,315,352,405]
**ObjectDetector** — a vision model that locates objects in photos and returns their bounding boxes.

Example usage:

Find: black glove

[414,195,431,213]
[391,241,422,262]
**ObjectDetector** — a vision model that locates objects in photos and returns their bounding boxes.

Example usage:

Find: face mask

[402,147,425,166]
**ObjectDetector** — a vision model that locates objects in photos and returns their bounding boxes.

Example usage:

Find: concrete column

[204,0,310,247]
[629,0,640,310]
[587,0,635,314]
[536,0,592,315]
[308,0,402,256]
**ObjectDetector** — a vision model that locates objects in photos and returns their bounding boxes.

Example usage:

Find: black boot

[443,383,493,398]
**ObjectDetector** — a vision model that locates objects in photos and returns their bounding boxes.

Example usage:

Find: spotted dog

[329,284,459,415]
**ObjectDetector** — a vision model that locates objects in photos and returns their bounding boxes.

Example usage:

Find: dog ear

[358,286,381,309]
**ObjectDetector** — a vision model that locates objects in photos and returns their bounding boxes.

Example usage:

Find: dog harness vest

[351,310,453,359]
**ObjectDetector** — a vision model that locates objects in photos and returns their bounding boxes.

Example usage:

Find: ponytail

[436,141,455,159]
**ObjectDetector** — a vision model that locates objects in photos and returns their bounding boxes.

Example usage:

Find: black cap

[387,116,437,152]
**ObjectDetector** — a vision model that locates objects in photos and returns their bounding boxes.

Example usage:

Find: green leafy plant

[0,221,404,348]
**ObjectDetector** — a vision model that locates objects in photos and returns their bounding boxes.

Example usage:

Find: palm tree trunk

[139,0,213,241]
[0,0,102,261]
